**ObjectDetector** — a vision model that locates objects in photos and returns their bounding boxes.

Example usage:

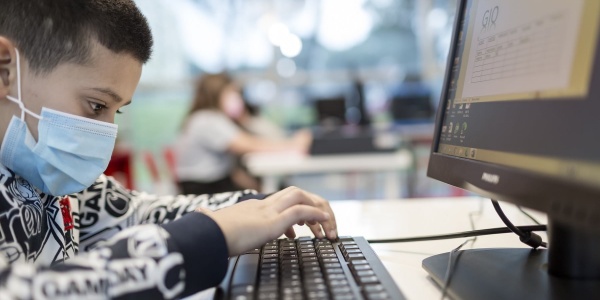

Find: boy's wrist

[161,212,229,296]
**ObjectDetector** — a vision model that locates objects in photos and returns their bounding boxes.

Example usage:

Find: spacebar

[230,254,260,297]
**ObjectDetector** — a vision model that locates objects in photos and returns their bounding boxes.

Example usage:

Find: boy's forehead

[46,42,143,101]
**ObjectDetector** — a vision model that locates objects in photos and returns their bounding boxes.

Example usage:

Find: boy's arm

[0,215,228,299]
[77,174,265,252]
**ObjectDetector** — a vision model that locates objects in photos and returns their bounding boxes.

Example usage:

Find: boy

[0,0,337,299]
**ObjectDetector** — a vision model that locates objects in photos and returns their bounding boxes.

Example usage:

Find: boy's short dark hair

[0,0,153,74]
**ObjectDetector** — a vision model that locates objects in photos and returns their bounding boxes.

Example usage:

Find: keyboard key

[332,285,352,293]
[327,273,347,281]
[345,253,365,261]
[302,256,318,262]
[282,286,303,294]
[349,259,369,265]
[305,277,325,284]
[365,292,390,300]
[302,266,322,273]
[307,290,329,299]
[257,292,278,299]
[282,280,302,287]
[329,279,349,287]
[320,253,337,259]
[357,275,379,285]
[356,270,375,277]
[321,258,339,263]
[303,261,320,267]
[283,259,299,264]
[333,294,355,300]
[318,249,336,254]
[345,249,362,255]
[305,283,328,291]
[261,273,277,280]
[350,264,371,271]
[363,284,385,293]
[325,268,344,274]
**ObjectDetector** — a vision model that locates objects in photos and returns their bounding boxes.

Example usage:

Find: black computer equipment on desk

[389,83,434,123]
[214,236,405,300]
[309,126,397,156]
[315,97,347,127]
[425,0,600,299]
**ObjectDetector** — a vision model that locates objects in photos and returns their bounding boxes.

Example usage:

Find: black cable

[367,225,546,244]
[491,200,547,248]
[491,200,525,236]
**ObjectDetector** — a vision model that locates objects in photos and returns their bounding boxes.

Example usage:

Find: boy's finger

[284,227,296,239]
[308,193,338,240]
[306,222,325,239]
[278,206,330,233]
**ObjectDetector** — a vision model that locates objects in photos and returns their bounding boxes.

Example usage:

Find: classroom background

[111,0,468,200]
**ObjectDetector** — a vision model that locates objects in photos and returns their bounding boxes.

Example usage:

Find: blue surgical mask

[0,49,118,196]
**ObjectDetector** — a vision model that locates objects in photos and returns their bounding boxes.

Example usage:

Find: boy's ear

[0,37,16,99]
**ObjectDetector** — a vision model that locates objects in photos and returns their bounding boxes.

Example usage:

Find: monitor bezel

[427,0,600,231]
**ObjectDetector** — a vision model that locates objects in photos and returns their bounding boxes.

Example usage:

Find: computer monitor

[314,96,347,127]
[389,82,434,123]
[426,0,600,298]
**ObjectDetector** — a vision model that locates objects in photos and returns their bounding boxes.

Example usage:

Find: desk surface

[189,197,548,300]
[325,197,547,299]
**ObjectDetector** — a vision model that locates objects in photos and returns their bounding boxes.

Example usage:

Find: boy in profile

[0,0,337,298]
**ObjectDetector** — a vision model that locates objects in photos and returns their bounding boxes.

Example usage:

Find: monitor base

[422,248,600,300]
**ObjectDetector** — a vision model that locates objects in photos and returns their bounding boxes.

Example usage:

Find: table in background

[243,150,413,199]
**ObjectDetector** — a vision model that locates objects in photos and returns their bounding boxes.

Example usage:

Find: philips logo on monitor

[481,172,500,184]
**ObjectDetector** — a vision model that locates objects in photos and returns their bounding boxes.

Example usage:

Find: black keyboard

[214,236,405,300]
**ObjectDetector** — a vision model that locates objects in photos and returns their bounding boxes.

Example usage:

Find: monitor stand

[422,218,600,299]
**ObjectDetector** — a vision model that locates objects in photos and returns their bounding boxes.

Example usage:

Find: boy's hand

[196,186,337,257]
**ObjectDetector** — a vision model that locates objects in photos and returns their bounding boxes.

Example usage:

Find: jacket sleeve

[67,174,268,298]
[0,215,227,299]
[76,174,262,252]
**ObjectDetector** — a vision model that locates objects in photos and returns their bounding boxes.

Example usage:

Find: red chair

[105,149,134,189]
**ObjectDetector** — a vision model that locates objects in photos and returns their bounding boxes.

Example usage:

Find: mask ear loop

[5,48,43,121]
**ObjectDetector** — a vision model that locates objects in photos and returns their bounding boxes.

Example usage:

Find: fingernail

[330,229,337,238]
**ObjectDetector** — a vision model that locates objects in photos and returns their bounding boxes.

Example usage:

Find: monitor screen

[434,0,600,190]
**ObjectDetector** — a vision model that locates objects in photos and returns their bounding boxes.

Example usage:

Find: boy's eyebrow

[89,87,130,104]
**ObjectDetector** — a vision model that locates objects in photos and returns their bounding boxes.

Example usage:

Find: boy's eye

[89,102,107,113]
[88,101,124,115]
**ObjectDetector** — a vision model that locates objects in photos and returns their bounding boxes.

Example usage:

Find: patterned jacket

[0,162,260,299]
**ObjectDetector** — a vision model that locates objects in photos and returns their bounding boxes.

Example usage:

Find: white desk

[243,150,413,199]
[190,197,547,300]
